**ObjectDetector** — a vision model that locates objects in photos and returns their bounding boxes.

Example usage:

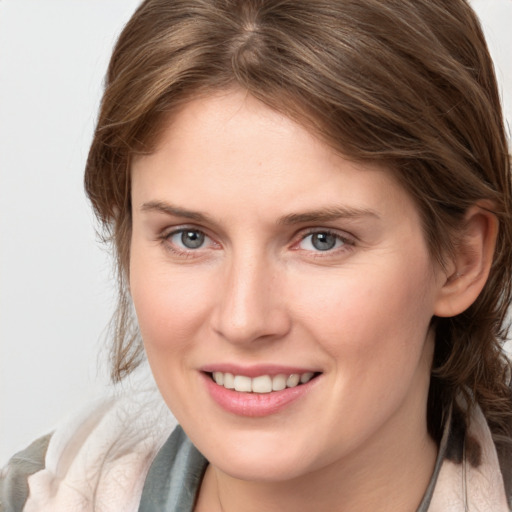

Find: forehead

[131,89,420,228]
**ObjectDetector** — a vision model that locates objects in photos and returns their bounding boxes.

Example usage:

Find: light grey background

[0,0,511,465]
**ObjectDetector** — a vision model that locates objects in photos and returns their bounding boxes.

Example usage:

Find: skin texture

[129,89,479,511]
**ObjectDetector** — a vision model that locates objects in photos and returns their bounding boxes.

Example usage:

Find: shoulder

[429,400,512,511]
[1,434,52,512]
[1,386,177,512]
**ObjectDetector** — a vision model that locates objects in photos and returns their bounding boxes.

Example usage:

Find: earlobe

[434,203,498,318]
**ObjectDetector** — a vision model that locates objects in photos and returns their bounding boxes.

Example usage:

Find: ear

[434,203,498,318]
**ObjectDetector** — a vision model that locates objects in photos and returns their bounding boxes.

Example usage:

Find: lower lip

[202,373,319,417]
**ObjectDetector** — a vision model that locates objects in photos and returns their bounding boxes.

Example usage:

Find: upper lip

[200,364,321,378]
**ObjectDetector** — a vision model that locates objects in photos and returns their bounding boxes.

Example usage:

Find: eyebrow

[140,201,379,225]
[141,201,213,223]
[278,206,380,225]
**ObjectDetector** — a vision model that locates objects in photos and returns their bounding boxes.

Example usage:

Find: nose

[211,254,291,345]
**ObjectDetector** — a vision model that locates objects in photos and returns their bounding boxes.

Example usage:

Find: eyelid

[298,227,355,242]
[161,223,209,240]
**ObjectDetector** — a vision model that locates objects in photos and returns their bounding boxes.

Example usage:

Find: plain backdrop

[1,0,511,465]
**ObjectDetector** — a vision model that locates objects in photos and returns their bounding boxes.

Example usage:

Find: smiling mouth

[208,371,321,393]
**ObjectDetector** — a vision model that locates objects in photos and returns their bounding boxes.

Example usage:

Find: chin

[196,430,321,482]
[216,453,312,482]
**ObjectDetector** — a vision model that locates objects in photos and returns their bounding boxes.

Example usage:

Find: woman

[2,0,511,510]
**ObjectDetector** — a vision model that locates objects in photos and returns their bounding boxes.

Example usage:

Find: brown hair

[85,0,512,446]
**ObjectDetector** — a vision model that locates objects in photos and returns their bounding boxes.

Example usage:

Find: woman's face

[130,89,444,482]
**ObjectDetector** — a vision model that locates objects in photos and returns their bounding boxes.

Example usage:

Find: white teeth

[223,373,235,389]
[286,374,300,388]
[211,371,317,393]
[234,375,252,392]
[252,375,272,393]
[272,374,287,391]
[300,372,314,384]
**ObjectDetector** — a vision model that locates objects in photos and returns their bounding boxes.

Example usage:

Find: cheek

[289,259,436,439]
[290,254,436,373]
[129,249,213,353]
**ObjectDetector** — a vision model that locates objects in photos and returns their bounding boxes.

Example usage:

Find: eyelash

[158,227,356,258]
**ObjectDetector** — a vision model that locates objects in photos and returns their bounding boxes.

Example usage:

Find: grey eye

[311,233,337,251]
[177,230,205,249]
[298,232,345,252]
